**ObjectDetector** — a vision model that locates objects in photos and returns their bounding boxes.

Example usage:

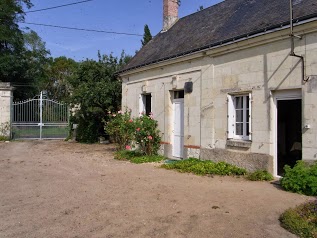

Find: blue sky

[21,0,223,61]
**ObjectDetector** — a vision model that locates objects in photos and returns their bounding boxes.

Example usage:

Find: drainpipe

[289,0,306,82]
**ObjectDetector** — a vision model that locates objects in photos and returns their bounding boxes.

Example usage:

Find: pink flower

[112,114,116,117]
[118,110,123,114]
[129,119,133,123]
[136,128,141,131]
[148,135,153,140]
[125,145,131,150]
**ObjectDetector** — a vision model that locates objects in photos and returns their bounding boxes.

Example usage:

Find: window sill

[226,139,252,148]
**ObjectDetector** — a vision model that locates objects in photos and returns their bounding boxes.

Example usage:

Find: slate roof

[120,0,317,73]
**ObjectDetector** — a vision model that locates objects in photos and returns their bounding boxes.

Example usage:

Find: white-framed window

[227,93,252,140]
[139,93,152,116]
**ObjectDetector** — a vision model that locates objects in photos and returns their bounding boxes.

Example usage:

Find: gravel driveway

[0,141,312,238]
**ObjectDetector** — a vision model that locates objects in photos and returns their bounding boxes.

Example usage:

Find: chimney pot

[163,0,179,31]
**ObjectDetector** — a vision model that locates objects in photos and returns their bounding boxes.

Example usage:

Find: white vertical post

[40,91,43,140]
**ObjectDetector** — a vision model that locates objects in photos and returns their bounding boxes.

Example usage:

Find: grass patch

[247,170,274,181]
[280,200,317,238]
[161,158,247,176]
[0,136,10,141]
[114,150,165,164]
[114,150,143,161]
[130,155,165,164]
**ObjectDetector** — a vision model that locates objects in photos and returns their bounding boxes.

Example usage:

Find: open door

[277,99,302,176]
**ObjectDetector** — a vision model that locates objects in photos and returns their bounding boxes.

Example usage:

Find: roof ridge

[178,0,226,20]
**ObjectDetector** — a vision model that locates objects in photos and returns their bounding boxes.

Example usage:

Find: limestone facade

[120,21,317,176]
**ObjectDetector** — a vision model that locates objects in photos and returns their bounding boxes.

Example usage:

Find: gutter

[289,0,307,82]
[118,13,317,75]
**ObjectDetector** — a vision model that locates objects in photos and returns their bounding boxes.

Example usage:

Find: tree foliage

[44,56,78,101]
[141,24,152,47]
[0,0,32,82]
[69,52,131,143]
[21,30,50,98]
[0,0,51,100]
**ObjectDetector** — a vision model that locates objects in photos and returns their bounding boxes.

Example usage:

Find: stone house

[118,0,317,176]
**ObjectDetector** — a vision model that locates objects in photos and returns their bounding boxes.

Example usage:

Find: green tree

[0,0,32,83]
[141,24,152,47]
[69,52,130,143]
[21,30,51,98]
[0,1,52,100]
[44,56,78,101]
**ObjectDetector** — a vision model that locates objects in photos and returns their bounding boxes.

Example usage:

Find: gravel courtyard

[0,141,312,238]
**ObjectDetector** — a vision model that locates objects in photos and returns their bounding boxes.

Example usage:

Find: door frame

[172,98,184,158]
[273,90,302,177]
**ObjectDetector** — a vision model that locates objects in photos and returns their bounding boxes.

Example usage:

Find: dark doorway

[277,99,302,176]
[145,94,152,116]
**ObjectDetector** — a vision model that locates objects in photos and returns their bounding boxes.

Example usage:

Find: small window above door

[174,90,184,99]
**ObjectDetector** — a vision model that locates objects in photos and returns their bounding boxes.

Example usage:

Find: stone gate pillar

[0,83,14,137]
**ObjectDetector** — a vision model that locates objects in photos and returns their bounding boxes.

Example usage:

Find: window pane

[236,109,243,122]
[174,90,184,99]
[236,123,243,135]
[246,96,249,109]
[235,96,243,109]
[246,123,250,136]
[246,109,249,122]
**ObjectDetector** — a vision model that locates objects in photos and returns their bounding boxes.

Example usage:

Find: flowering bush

[134,113,161,156]
[105,111,161,155]
[105,110,136,150]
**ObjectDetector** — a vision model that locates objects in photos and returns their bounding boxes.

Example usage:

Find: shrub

[161,158,247,176]
[75,116,100,143]
[106,111,161,155]
[280,200,317,238]
[280,161,317,196]
[105,110,136,150]
[247,170,274,181]
[134,113,161,156]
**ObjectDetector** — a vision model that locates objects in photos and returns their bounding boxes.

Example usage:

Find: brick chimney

[163,0,179,31]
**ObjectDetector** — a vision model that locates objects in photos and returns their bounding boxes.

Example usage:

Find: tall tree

[21,30,50,98]
[0,0,32,82]
[141,24,152,47]
[0,1,52,100]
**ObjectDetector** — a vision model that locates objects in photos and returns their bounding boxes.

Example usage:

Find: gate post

[39,91,43,140]
[0,83,14,138]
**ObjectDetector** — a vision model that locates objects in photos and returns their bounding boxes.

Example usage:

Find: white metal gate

[12,92,69,140]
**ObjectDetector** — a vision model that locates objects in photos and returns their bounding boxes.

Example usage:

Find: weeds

[161,158,247,176]
[280,200,317,238]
